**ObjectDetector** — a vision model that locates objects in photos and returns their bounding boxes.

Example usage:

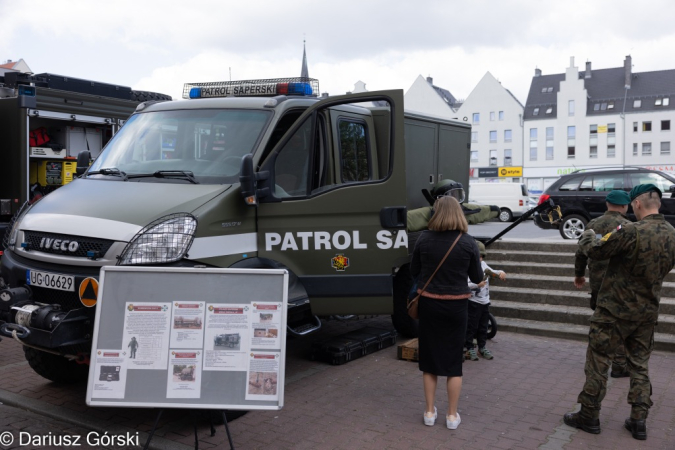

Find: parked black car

[534,167,675,239]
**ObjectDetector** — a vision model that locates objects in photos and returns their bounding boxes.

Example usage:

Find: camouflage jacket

[578,214,675,322]
[574,211,631,293]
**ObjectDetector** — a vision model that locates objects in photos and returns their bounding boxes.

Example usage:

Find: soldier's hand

[574,276,586,289]
[498,272,506,280]
[478,281,486,288]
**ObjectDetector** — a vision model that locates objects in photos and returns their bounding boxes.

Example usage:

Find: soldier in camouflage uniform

[564,184,675,440]
[573,190,632,378]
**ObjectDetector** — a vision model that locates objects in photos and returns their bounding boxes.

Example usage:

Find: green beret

[605,190,631,205]
[629,183,662,201]
[476,241,487,257]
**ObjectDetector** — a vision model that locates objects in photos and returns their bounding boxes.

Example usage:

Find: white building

[523,56,675,196]
[404,75,459,120]
[455,72,524,184]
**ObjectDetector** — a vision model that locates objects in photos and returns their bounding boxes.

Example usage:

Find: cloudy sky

[2,0,674,104]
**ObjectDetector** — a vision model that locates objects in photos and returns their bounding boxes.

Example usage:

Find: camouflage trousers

[590,292,627,372]
[578,309,655,420]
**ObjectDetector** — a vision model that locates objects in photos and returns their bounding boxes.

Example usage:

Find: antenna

[229,67,231,81]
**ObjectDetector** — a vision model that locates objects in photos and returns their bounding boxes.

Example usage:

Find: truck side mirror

[76,151,91,175]
[240,154,257,205]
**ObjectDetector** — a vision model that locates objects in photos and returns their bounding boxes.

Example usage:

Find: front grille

[24,231,114,258]
[30,285,83,311]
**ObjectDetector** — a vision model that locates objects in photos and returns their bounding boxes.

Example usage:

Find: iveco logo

[39,238,80,252]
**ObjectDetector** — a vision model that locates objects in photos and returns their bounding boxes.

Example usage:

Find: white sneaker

[423,406,437,426]
[447,412,461,429]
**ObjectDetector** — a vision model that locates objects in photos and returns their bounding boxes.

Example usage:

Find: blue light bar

[182,77,319,99]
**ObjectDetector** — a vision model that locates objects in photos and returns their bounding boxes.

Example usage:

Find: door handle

[380,206,407,229]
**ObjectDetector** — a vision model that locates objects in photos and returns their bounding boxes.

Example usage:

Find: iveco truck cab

[0,77,471,382]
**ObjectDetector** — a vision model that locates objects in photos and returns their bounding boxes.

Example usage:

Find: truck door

[255,90,408,316]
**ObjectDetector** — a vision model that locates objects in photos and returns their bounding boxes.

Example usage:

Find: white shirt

[467,260,504,305]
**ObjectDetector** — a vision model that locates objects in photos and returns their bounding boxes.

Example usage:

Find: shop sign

[498,166,523,177]
[478,167,499,177]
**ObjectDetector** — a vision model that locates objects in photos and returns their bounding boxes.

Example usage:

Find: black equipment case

[310,327,397,365]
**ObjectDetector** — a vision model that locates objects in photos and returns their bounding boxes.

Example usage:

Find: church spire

[301,39,309,79]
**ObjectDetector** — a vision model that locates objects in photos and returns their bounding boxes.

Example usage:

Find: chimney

[534,68,542,77]
[585,61,592,78]
[624,55,632,89]
[426,76,433,85]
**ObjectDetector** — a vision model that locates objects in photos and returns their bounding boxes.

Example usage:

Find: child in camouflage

[465,241,506,361]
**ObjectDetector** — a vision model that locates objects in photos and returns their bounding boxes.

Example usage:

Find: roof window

[533,108,539,115]
[546,107,553,114]
[633,99,642,108]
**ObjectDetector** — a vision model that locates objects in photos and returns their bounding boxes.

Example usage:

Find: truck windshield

[89,109,272,184]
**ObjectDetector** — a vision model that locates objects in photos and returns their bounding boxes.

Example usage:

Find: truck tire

[130,90,173,102]
[391,265,418,338]
[23,347,89,383]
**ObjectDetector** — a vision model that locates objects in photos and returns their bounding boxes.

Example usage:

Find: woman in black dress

[411,196,483,429]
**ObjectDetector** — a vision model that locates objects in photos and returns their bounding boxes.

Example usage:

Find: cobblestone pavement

[1,315,674,449]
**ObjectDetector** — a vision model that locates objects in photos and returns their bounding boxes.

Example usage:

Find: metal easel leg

[221,411,235,450]
[143,409,164,450]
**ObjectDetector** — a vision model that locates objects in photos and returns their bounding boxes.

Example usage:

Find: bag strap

[418,232,462,296]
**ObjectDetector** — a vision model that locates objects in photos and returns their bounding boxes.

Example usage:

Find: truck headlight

[118,213,197,265]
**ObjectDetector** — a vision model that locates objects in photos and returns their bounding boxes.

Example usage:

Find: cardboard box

[397,338,419,362]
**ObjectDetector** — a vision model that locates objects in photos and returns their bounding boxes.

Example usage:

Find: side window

[592,174,624,191]
[558,176,582,191]
[338,120,370,182]
[273,119,313,197]
[629,173,673,193]
[579,176,593,191]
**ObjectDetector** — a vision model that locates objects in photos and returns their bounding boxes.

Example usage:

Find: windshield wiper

[127,170,199,184]
[86,168,128,180]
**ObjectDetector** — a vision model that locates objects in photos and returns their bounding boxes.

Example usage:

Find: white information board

[86,266,288,410]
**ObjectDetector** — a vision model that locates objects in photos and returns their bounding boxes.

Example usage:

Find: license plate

[26,270,75,292]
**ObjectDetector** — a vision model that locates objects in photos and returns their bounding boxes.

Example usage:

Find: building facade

[523,56,675,196]
[455,72,524,184]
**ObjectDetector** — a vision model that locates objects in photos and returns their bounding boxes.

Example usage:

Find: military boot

[624,418,647,440]
[563,411,601,434]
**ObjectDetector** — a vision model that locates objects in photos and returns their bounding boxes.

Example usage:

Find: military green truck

[0,77,471,382]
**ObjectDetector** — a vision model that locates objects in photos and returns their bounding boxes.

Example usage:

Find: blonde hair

[428,196,468,232]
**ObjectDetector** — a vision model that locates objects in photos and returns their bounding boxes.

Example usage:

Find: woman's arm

[410,233,423,278]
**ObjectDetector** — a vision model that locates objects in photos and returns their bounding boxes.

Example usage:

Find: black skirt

[418,296,468,377]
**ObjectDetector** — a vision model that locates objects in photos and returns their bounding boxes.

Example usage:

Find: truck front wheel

[23,347,89,383]
[391,265,419,338]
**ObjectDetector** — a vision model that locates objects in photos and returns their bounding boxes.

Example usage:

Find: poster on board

[203,304,250,371]
[170,301,206,349]
[167,350,203,398]
[246,351,281,401]
[91,349,128,399]
[122,302,171,370]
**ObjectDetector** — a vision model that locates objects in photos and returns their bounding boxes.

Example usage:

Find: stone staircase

[485,240,675,351]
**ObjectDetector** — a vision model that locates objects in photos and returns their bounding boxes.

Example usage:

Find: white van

[468,182,530,222]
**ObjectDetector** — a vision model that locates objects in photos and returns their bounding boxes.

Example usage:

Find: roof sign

[183,77,319,99]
